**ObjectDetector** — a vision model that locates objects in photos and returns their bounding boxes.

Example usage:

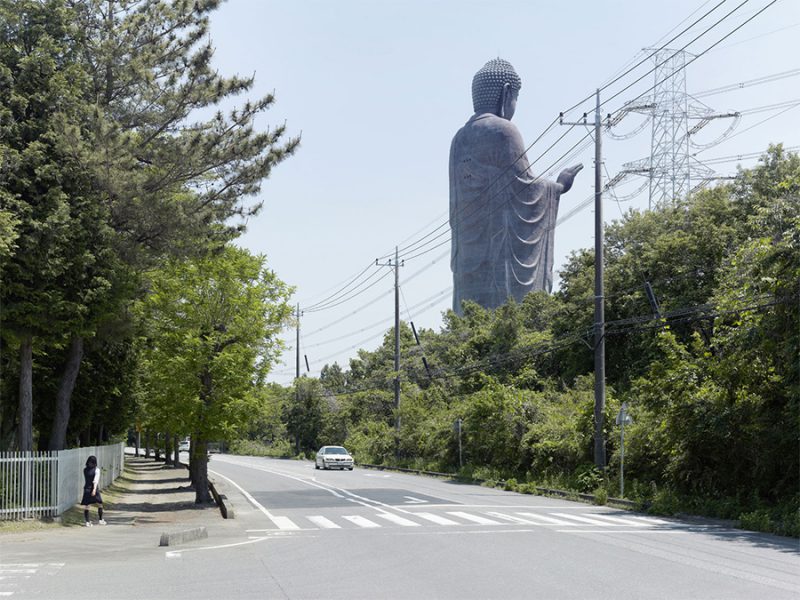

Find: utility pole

[592,90,606,471]
[376,247,404,433]
[561,90,606,470]
[295,303,302,380]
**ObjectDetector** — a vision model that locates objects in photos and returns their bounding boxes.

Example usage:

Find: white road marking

[550,513,620,526]
[580,513,649,527]
[486,511,547,525]
[376,513,421,527]
[343,515,381,528]
[559,529,689,534]
[208,468,300,531]
[447,511,501,525]
[629,516,671,525]
[515,512,580,526]
[164,536,271,557]
[308,516,341,529]
[272,516,300,530]
[403,496,428,504]
[413,512,460,526]
[0,563,65,597]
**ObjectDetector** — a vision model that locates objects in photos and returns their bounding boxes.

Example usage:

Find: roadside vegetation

[0,0,297,505]
[1,2,796,537]
[231,148,800,537]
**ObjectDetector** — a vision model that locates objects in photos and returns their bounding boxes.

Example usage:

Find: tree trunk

[17,333,33,451]
[191,439,211,504]
[49,336,84,451]
[145,430,151,458]
[135,430,140,457]
[164,431,172,465]
[172,435,180,468]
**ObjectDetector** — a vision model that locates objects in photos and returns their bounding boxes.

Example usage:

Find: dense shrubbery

[230,147,799,536]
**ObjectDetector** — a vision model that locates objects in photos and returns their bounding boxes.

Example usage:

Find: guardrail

[357,463,638,509]
[0,443,125,520]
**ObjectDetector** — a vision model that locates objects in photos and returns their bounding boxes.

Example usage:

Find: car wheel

[348,467,353,471]
[315,463,319,470]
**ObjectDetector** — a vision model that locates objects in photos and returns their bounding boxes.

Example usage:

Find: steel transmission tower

[621,48,736,208]
[648,48,691,207]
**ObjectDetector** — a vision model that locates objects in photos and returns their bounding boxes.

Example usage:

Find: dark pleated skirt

[81,489,102,505]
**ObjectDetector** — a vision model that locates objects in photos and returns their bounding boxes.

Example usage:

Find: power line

[398,1,767,266]
[698,145,800,165]
[693,67,800,98]
[295,2,762,316]
[304,269,393,313]
[604,0,778,115]
[281,2,783,377]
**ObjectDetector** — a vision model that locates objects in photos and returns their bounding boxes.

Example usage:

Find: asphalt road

[2,454,799,599]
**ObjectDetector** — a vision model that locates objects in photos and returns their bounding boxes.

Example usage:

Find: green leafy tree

[138,245,291,502]
[1,0,298,450]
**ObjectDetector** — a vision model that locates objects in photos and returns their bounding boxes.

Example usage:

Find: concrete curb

[357,463,638,509]
[159,526,207,547]
[209,479,234,519]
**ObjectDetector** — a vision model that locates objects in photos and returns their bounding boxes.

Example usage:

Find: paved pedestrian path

[0,453,230,557]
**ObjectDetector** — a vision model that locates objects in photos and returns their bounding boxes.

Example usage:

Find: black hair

[85,455,97,469]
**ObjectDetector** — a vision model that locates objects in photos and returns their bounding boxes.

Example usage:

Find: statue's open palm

[557,164,584,193]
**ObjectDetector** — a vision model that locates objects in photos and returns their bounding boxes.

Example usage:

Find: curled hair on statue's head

[471,58,522,114]
[85,455,97,469]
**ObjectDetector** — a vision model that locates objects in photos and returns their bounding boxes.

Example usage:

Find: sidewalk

[102,453,212,528]
[0,452,234,559]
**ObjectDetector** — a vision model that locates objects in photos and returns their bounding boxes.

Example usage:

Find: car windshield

[325,447,348,455]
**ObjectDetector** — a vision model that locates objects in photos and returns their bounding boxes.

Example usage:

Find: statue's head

[471,58,522,119]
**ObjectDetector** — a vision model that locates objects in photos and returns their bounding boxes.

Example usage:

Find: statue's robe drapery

[449,112,561,315]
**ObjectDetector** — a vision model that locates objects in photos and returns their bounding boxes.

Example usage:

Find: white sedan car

[315,446,354,470]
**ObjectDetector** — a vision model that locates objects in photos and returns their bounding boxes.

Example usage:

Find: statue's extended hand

[557,164,584,193]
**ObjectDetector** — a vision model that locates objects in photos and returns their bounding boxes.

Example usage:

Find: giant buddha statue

[449,58,582,315]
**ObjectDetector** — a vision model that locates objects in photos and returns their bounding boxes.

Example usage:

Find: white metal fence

[0,443,124,520]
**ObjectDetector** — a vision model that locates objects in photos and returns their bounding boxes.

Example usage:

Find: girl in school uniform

[81,455,106,526]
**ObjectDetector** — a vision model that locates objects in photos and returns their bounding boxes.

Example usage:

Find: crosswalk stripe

[515,512,578,525]
[414,512,460,526]
[307,516,341,529]
[486,511,544,525]
[272,516,300,530]
[580,513,648,527]
[343,515,381,528]
[446,511,501,525]
[630,516,670,525]
[375,513,421,527]
[550,513,619,526]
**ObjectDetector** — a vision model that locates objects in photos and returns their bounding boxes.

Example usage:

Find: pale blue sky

[207,0,799,384]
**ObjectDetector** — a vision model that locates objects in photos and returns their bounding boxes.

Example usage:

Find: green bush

[575,464,604,493]
[649,487,681,516]
[593,487,608,506]
[229,439,293,457]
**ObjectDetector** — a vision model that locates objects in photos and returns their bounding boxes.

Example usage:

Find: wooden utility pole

[561,89,606,469]
[376,247,404,433]
[295,303,301,380]
[592,90,606,470]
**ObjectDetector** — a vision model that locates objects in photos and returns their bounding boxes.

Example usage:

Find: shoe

[98,519,107,525]
[84,521,93,527]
